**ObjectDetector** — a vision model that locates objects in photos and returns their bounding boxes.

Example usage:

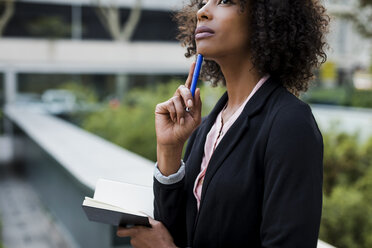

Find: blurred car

[41,89,77,115]
[15,89,101,116]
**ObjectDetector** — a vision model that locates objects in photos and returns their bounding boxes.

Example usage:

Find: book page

[93,179,154,218]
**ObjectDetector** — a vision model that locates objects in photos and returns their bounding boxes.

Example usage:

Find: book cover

[82,179,153,227]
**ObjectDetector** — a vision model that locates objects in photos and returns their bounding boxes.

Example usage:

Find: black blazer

[154,77,323,248]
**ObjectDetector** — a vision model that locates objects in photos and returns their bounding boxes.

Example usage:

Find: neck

[216,53,261,110]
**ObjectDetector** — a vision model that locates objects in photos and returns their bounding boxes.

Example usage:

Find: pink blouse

[193,75,270,210]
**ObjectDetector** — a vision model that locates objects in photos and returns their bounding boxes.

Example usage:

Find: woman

[117,0,329,247]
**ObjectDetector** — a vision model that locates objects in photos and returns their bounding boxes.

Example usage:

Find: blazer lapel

[196,76,281,220]
[186,92,229,183]
[185,92,228,244]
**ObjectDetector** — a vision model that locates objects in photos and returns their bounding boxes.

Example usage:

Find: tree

[94,0,142,42]
[0,0,15,37]
[94,0,143,99]
[335,0,372,38]
[27,16,70,39]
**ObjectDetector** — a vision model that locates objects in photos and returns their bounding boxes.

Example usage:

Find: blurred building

[3,0,182,41]
[323,0,372,88]
[1,0,372,105]
[0,0,188,106]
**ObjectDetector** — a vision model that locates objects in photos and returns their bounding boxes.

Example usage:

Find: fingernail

[180,117,185,125]
[187,99,193,108]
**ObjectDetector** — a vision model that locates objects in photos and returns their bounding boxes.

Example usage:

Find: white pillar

[5,68,17,104]
[4,68,16,136]
[116,74,129,101]
[71,4,82,40]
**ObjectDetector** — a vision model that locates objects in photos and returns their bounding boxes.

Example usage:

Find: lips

[195,26,215,40]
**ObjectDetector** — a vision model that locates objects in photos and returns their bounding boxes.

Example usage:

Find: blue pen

[190,54,204,97]
[186,54,203,112]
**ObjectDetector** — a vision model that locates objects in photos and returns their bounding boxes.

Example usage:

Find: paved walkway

[0,167,74,248]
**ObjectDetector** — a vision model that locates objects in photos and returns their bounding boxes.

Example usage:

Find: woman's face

[195,0,251,60]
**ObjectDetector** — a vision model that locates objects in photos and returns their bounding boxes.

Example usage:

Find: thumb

[148,217,160,227]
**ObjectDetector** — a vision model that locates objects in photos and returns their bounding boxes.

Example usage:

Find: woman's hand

[155,62,202,148]
[155,62,202,175]
[117,218,177,248]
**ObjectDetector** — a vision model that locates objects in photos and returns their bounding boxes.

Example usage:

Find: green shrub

[303,86,372,108]
[82,90,159,161]
[303,87,351,106]
[82,80,224,161]
[320,186,372,248]
[351,90,372,108]
[320,135,372,247]
[355,160,372,204]
[323,129,362,195]
[59,82,98,104]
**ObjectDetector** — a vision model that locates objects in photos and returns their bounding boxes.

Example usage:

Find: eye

[218,0,233,4]
[198,1,207,9]
[218,0,235,5]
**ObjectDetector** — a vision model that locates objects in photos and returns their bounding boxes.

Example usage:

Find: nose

[197,2,212,21]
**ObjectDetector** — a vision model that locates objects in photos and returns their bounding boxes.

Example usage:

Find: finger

[148,217,156,226]
[165,100,177,122]
[148,217,161,227]
[117,227,138,237]
[194,88,201,109]
[193,88,202,123]
[172,96,186,125]
[155,101,176,122]
[185,62,196,89]
[177,85,194,109]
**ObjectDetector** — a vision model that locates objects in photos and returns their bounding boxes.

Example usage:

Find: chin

[196,46,214,60]
[196,42,225,61]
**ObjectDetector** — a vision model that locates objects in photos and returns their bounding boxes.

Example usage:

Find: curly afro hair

[175,0,330,96]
